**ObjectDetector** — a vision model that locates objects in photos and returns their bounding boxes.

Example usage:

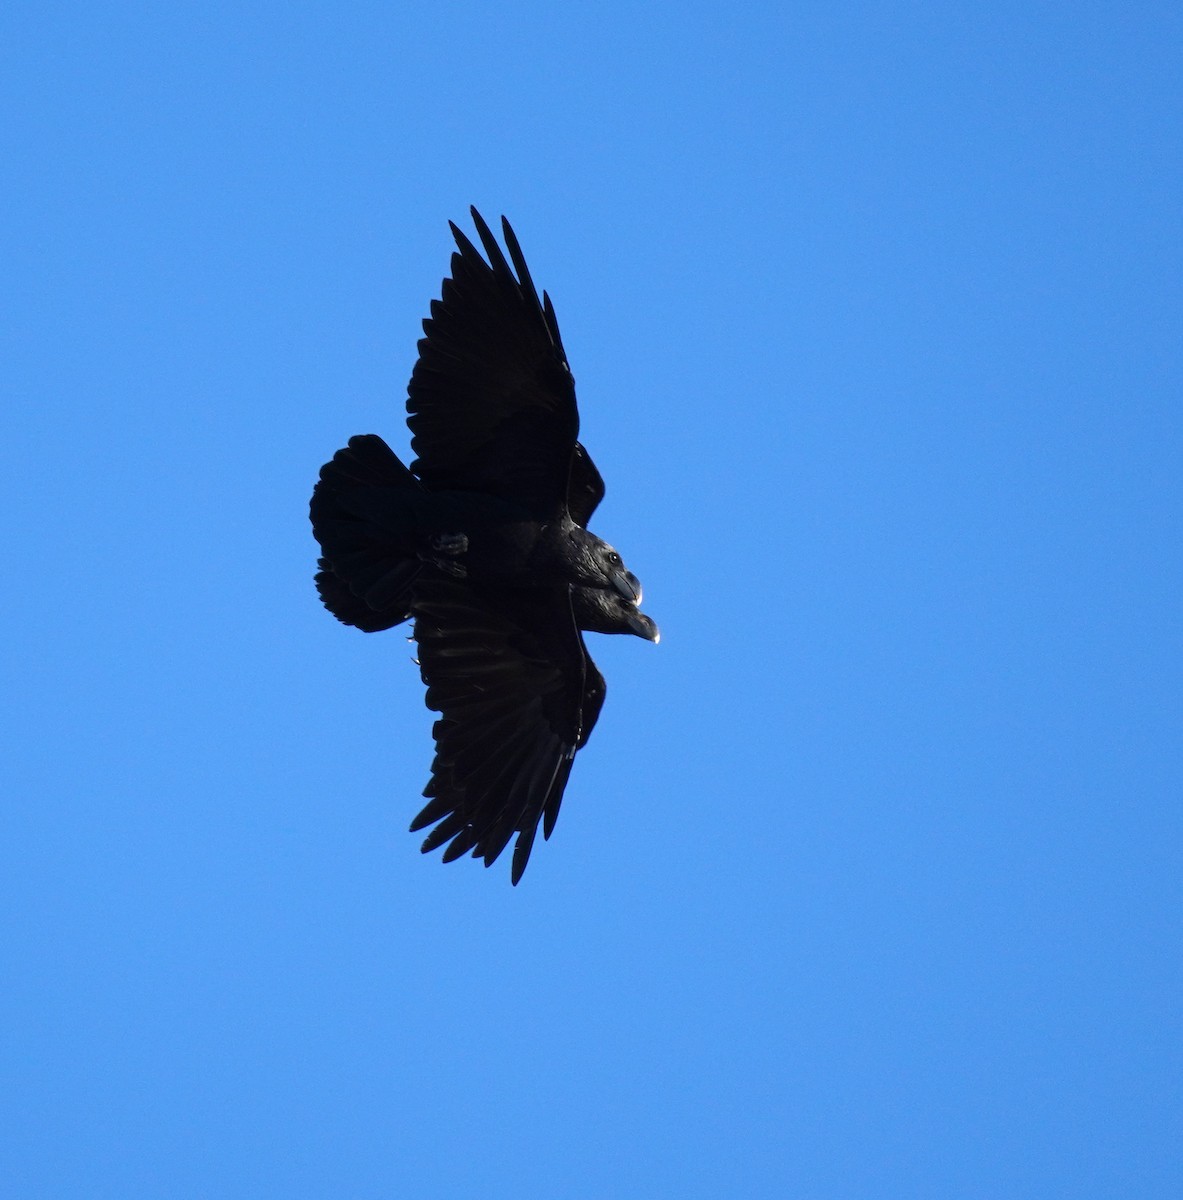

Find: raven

[311,209,656,883]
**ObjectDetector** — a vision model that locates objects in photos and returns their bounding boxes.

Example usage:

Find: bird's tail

[310,434,425,630]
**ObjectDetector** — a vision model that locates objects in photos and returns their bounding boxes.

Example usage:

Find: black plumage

[310,209,656,883]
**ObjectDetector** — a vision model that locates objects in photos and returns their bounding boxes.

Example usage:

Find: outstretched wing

[409,573,606,885]
[568,442,606,528]
[407,208,580,520]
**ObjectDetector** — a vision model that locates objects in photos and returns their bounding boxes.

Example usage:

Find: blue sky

[3,2,1180,1196]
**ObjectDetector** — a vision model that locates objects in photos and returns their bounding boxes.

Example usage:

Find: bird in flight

[310,208,657,884]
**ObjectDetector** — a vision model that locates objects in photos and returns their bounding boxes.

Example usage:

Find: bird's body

[310,208,655,883]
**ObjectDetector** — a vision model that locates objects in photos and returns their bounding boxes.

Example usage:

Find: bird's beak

[627,610,660,643]
[612,569,643,605]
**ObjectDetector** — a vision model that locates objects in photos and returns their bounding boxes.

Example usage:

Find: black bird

[310,433,647,631]
[311,209,656,883]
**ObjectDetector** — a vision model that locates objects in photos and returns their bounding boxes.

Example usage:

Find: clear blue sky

[3,3,1180,1196]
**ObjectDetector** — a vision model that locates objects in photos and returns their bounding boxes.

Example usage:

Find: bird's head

[573,531,643,603]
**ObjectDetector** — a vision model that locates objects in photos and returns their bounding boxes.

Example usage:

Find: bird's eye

[607,551,621,565]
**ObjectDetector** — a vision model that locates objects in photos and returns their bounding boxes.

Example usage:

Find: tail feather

[315,562,408,632]
[310,434,424,628]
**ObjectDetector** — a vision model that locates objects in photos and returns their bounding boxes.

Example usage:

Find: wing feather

[407,209,579,518]
[409,572,604,883]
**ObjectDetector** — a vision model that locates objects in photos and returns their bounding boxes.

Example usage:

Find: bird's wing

[409,572,606,885]
[568,442,606,527]
[407,209,580,519]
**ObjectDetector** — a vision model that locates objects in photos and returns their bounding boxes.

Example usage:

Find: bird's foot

[421,533,468,578]
[431,532,469,556]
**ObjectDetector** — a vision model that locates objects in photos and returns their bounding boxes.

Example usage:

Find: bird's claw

[431,532,469,556]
